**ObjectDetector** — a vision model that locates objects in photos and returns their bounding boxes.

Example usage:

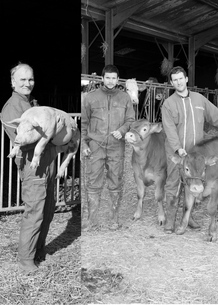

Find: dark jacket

[81,85,135,149]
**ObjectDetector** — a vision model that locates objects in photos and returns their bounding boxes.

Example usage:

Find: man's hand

[83,147,91,157]
[111,130,122,140]
[178,148,187,157]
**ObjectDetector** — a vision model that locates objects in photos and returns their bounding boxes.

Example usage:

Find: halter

[129,128,144,141]
[178,164,206,186]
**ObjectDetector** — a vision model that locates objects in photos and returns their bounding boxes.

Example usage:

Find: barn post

[188,36,195,87]
[105,9,114,65]
[81,18,89,74]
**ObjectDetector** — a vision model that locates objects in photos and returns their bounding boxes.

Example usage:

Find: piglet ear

[6,118,22,127]
[32,119,45,137]
[31,118,40,127]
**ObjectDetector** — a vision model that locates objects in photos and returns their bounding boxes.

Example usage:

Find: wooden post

[105,9,114,65]
[188,36,195,87]
[81,18,89,74]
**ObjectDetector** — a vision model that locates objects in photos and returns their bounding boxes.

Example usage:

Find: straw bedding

[81,135,218,304]
[0,195,82,304]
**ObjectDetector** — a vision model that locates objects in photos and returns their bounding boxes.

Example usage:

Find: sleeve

[117,95,135,136]
[161,102,182,152]
[81,95,91,150]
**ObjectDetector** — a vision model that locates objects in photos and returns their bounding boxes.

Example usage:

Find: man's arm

[116,96,135,136]
[161,102,182,153]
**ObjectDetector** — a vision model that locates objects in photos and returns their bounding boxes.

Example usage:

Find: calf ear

[205,156,218,166]
[6,118,22,126]
[150,123,162,133]
[171,155,182,164]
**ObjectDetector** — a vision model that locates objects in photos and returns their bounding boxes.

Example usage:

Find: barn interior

[81,0,218,90]
[0,0,81,113]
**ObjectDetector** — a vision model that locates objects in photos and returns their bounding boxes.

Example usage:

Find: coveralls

[81,85,135,227]
[161,90,218,231]
[1,91,57,262]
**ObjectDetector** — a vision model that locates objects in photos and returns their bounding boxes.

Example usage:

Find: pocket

[195,107,204,123]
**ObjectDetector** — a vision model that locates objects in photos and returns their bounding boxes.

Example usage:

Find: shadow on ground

[46,205,81,255]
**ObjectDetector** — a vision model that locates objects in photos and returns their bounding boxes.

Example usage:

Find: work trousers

[16,145,57,260]
[165,151,181,198]
[85,139,125,193]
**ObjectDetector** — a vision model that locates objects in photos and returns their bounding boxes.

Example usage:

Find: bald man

[1,63,57,273]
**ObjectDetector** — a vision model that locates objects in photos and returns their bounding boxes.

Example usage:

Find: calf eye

[185,166,190,174]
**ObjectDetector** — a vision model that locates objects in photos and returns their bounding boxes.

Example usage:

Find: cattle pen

[81,73,218,122]
[0,113,81,213]
[81,75,218,304]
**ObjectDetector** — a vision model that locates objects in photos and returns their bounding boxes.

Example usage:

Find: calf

[125,119,166,225]
[172,137,218,241]
[6,106,80,178]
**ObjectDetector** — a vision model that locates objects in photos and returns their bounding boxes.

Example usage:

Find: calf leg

[133,174,145,220]
[207,190,218,242]
[176,191,195,235]
[187,201,200,229]
[155,178,166,226]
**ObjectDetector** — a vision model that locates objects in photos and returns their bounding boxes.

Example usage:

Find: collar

[100,85,119,95]
[12,91,37,106]
[176,90,190,99]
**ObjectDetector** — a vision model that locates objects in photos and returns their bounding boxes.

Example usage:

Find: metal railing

[81,73,218,122]
[0,113,81,212]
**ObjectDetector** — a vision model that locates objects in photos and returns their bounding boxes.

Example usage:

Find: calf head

[125,119,162,146]
[7,118,45,146]
[125,79,139,105]
[172,152,218,197]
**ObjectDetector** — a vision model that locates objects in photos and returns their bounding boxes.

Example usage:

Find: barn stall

[81,0,218,304]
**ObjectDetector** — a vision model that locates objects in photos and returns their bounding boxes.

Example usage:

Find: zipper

[107,94,111,144]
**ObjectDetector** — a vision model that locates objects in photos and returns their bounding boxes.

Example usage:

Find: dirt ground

[81,144,218,304]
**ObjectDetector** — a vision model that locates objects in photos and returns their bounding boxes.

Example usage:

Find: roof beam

[195,25,218,50]
[113,0,147,29]
[197,0,218,11]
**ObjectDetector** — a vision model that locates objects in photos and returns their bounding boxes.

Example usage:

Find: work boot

[18,259,38,273]
[108,191,121,229]
[164,195,179,234]
[82,192,100,231]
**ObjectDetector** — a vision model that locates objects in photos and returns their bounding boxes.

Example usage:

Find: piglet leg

[30,137,51,169]
[8,146,20,158]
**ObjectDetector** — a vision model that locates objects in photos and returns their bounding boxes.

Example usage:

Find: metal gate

[0,113,81,212]
[81,73,218,122]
